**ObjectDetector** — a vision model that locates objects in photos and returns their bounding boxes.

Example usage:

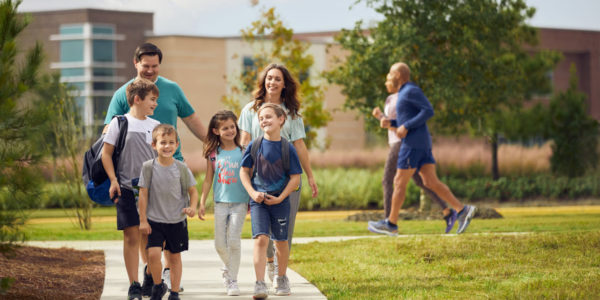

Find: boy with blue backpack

[240,103,302,298]
[101,77,160,300]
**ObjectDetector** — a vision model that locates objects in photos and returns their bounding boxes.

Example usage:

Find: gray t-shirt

[103,114,159,190]
[138,160,197,224]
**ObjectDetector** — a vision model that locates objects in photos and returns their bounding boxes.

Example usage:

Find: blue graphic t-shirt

[212,147,249,203]
[241,138,302,194]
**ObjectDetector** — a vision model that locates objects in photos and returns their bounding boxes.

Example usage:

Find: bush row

[6,168,600,210]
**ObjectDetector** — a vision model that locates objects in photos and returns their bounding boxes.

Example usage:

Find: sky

[18,0,600,37]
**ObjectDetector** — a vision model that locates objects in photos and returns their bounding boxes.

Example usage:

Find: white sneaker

[267,262,275,283]
[253,280,268,299]
[227,279,240,296]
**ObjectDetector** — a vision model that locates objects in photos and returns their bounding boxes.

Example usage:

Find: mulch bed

[0,246,104,300]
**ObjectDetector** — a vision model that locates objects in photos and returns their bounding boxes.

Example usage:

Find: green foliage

[0,0,47,257]
[326,0,561,176]
[222,7,331,149]
[546,65,599,177]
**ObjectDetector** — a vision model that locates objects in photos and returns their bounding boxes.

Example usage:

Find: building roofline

[19,8,153,16]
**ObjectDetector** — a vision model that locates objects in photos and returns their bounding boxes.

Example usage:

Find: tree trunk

[491,132,500,180]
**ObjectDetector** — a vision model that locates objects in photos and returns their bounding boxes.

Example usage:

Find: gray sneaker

[227,279,240,296]
[456,205,476,234]
[275,275,291,296]
[253,280,268,299]
[368,219,398,236]
[222,267,231,287]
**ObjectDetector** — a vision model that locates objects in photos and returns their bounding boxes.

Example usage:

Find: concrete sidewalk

[27,236,379,299]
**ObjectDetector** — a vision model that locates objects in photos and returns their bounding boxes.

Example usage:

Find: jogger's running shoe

[367,219,398,236]
[150,281,168,300]
[444,208,458,234]
[456,205,476,234]
[163,268,184,293]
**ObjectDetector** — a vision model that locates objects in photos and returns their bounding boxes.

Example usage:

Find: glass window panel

[93,96,112,120]
[60,68,84,77]
[60,40,84,62]
[93,82,114,91]
[92,68,115,76]
[68,82,85,91]
[93,40,114,62]
[60,25,83,35]
[92,26,114,34]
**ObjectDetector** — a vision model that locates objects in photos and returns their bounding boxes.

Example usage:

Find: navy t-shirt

[241,138,302,194]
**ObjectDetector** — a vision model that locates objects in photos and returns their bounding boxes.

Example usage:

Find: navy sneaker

[141,265,153,297]
[444,209,458,234]
[127,281,142,300]
[368,219,398,236]
[150,281,168,300]
[456,205,476,234]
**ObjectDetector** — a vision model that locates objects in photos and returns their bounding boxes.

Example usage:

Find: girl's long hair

[203,110,243,158]
[251,63,300,119]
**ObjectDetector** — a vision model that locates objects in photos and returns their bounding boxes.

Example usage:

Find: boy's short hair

[134,43,163,63]
[126,78,159,107]
[258,103,287,127]
[152,124,178,144]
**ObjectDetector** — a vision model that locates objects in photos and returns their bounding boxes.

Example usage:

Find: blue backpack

[82,115,128,205]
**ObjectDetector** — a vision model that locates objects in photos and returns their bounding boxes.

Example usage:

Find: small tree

[0,0,47,293]
[37,73,92,229]
[546,65,599,177]
[222,7,331,149]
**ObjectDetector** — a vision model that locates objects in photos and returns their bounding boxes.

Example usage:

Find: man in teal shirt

[104,43,207,161]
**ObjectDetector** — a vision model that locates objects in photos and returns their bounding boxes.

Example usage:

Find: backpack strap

[174,160,191,207]
[113,115,128,180]
[141,159,154,196]
[280,137,290,175]
[250,136,263,178]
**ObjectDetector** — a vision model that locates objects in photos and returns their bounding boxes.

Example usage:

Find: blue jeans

[250,197,290,241]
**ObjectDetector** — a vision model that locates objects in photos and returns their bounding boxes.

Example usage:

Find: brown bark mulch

[0,245,104,300]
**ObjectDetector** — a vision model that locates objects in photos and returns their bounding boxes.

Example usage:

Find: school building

[17,8,600,155]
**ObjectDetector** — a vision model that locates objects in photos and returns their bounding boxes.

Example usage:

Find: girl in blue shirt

[198,110,248,296]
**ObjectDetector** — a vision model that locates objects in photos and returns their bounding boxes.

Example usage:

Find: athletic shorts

[397,146,436,170]
[146,219,189,254]
[250,196,290,241]
[116,188,139,230]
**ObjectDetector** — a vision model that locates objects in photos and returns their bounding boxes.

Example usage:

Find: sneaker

[275,275,291,296]
[267,262,275,283]
[142,265,153,297]
[127,281,142,300]
[163,268,184,293]
[167,292,180,300]
[456,205,476,234]
[227,280,241,296]
[444,209,458,234]
[368,219,398,236]
[150,281,168,300]
[253,280,268,299]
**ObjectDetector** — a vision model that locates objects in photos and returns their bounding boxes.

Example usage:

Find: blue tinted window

[92,26,114,34]
[93,82,114,91]
[61,68,85,77]
[60,40,84,62]
[93,68,114,76]
[60,25,83,35]
[93,40,114,62]
[68,82,85,91]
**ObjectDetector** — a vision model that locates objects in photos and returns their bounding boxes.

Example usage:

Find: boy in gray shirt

[138,124,198,300]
